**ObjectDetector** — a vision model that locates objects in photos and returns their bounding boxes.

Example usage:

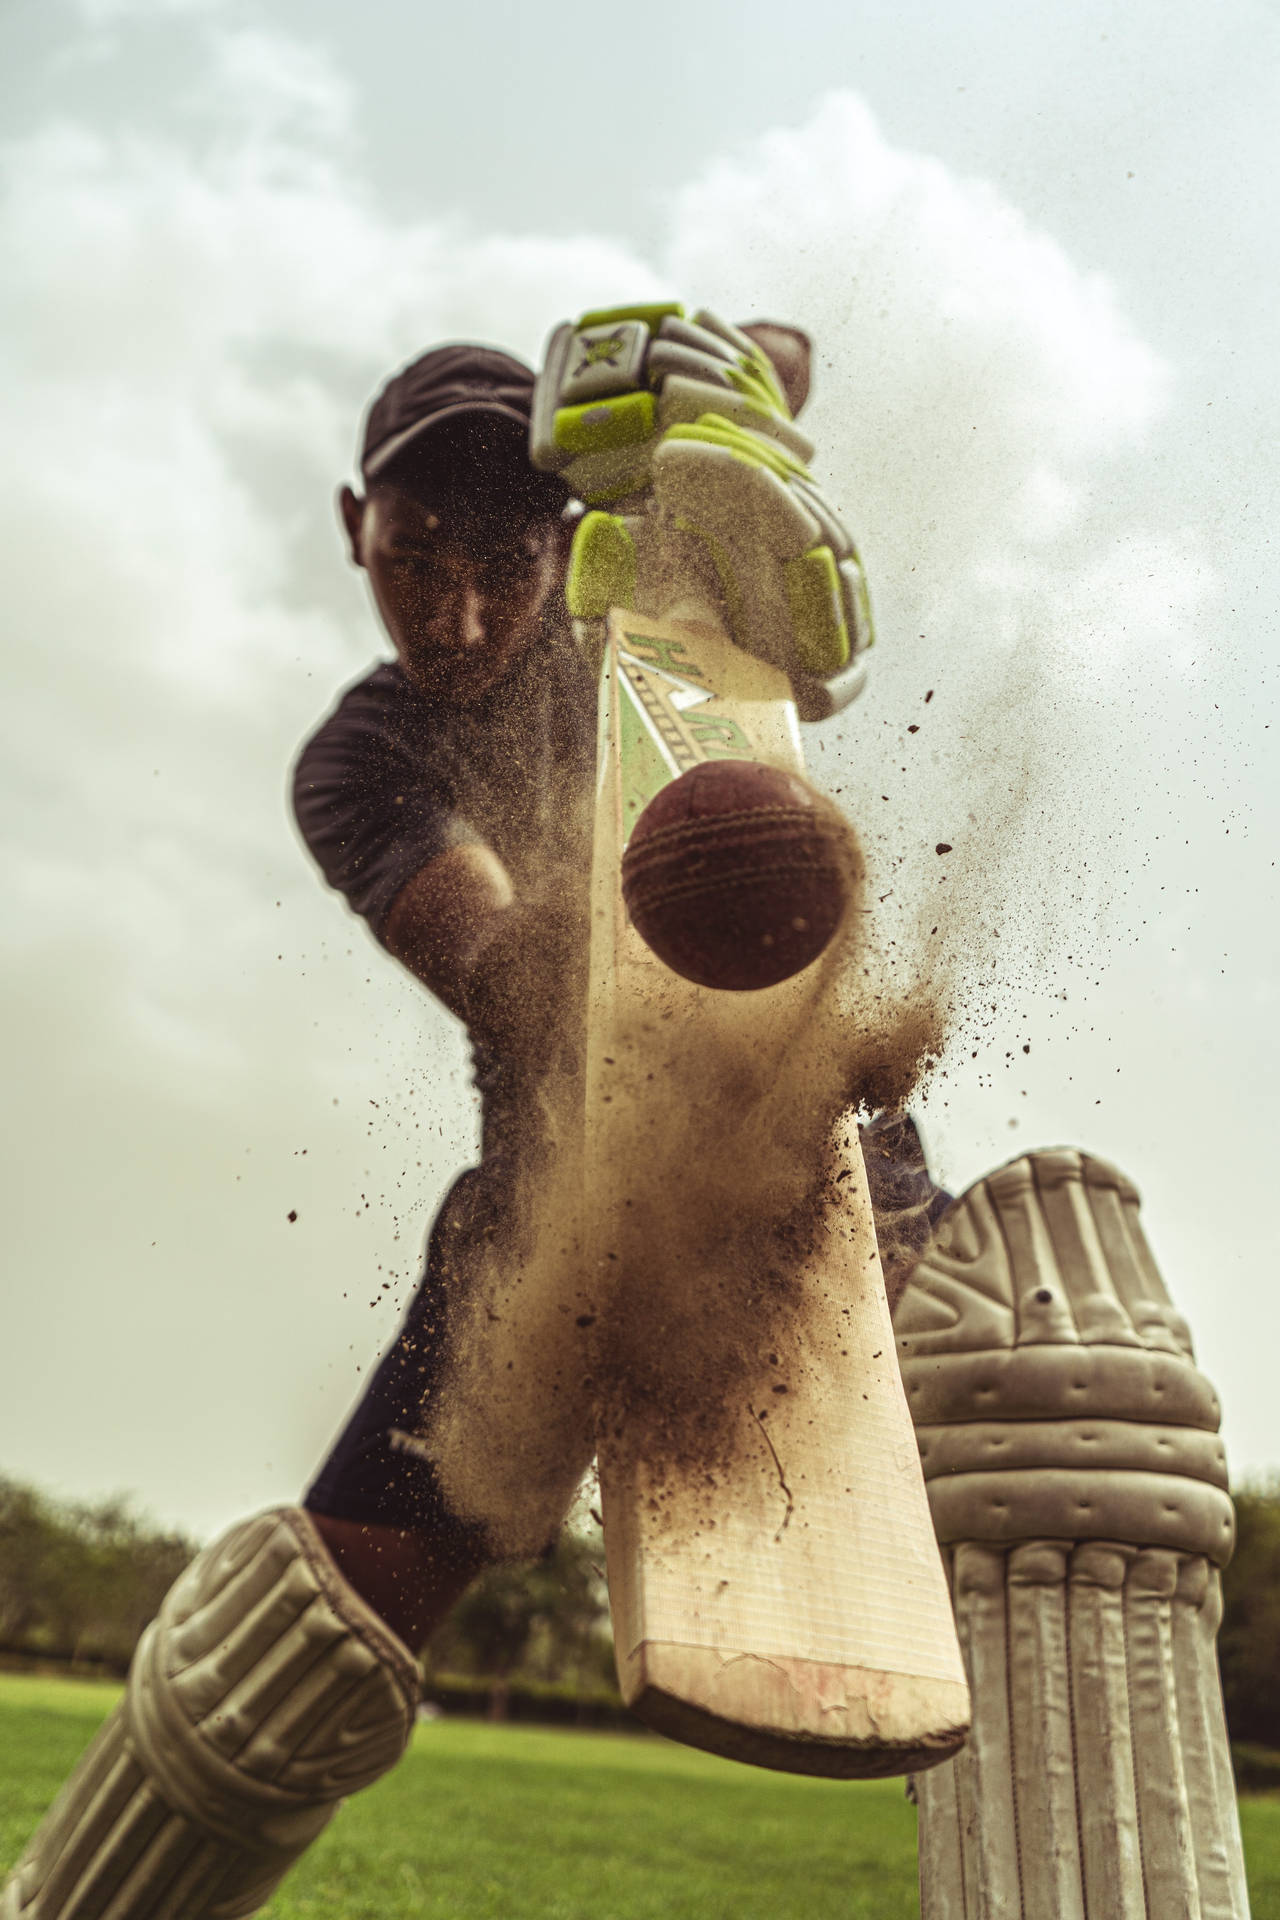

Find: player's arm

[381,843,515,1022]
[382,845,585,1061]
[293,689,557,1031]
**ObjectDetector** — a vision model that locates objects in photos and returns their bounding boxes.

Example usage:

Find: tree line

[0,1474,615,1704]
[2,1471,1277,1746]
[1220,1476,1280,1750]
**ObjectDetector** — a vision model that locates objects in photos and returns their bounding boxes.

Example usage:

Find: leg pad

[3,1508,420,1918]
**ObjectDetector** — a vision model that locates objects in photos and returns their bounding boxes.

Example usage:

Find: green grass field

[2,1673,1278,1918]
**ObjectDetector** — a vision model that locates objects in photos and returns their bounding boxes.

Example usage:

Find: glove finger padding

[530,303,811,510]
[534,304,873,712]
[652,417,873,680]
[561,430,872,688]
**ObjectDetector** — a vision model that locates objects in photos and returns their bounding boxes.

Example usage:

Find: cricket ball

[620,760,854,991]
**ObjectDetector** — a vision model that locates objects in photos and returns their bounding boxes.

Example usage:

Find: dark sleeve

[859,1110,953,1312]
[291,671,483,940]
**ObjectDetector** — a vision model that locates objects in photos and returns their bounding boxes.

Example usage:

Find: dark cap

[361,344,539,482]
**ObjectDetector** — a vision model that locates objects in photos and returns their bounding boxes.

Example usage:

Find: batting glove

[529,303,873,717]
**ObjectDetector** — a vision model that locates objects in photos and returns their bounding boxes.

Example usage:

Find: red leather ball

[620,760,851,991]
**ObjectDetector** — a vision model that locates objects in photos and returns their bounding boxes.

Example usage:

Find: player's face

[350,487,563,704]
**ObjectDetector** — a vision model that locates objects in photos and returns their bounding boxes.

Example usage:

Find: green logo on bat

[621,633,710,682]
[687,715,752,755]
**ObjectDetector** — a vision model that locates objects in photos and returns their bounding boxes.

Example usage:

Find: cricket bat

[584,585,970,1779]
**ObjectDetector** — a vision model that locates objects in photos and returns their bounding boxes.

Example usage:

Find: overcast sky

[2,0,1277,1539]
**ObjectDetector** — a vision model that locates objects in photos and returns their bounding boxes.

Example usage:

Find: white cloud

[75,0,228,21]
[656,93,1218,1055]
[666,93,1185,645]
[199,27,355,147]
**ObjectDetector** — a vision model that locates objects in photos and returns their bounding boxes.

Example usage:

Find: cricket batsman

[3,310,884,1915]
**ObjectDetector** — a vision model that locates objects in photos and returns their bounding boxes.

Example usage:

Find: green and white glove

[529,302,873,716]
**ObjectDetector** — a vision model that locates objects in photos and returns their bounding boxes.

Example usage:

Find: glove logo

[574,328,631,376]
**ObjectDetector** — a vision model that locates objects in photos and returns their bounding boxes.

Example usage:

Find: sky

[1,0,1277,1539]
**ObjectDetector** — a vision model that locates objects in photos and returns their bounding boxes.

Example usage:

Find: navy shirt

[293,616,597,1139]
[293,620,595,937]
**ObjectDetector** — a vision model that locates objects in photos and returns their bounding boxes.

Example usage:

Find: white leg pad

[898,1151,1250,1918]
[2,1508,420,1919]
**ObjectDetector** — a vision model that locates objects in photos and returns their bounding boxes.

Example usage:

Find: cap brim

[361,401,531,481]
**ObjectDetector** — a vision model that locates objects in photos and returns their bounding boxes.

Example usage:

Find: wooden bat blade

[603,1121,968,1778]
[606,1168,970,1775]
[587,605,968,1778]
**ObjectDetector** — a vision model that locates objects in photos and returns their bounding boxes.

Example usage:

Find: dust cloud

[420,805,947,1559]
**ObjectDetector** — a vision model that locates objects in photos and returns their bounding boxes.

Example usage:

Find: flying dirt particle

[935,843,952,855]
[287,1210,297,1223]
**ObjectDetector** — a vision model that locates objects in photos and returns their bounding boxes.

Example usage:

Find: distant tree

[0,1478,54,1645]
[0,1475,197,1667]
[424,1524,614,1708]
[1220,1475,1280,1749]
[0,1472,617,1696]
[55,1494,194,1663]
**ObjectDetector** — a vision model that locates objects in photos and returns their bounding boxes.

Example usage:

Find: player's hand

[529,303,873,716]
